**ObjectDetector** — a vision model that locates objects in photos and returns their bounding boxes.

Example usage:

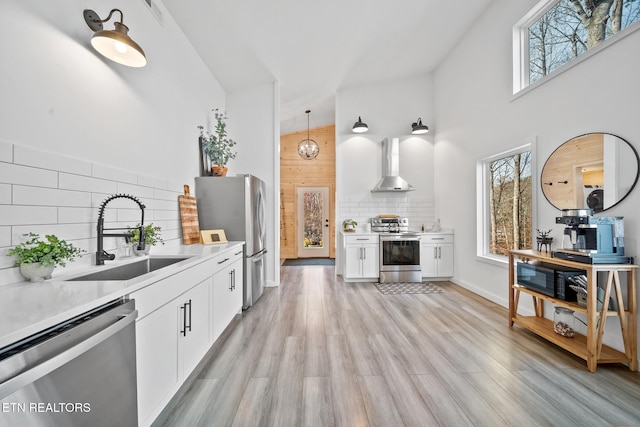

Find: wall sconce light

[83,9,147,67]
[352,116,368,133]
[411,118,429,135]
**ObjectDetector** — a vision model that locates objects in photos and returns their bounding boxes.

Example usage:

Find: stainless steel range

[371,217,422,283]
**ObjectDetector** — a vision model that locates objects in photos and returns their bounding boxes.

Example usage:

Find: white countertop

[341,228,453,235]
[0,242,244,349]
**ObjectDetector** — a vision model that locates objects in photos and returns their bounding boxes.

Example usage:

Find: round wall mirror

[541,133,639,213]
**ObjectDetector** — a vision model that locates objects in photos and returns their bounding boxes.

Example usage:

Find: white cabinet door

[180,278,211,377]
[211,266,229,342]
[228,258,243,317]
[420,243,438,277]
[421,234,454,278]
[211,253,243,342]
[344,245,364,279]
[438,243,454,277]
[136,301,179,427]
[361,244,379,278]
[344,235,379,280]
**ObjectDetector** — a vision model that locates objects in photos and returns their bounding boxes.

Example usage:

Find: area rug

[375,281,444,295]
[282,258,335,266]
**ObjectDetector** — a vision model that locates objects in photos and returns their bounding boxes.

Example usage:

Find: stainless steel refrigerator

[195,174,267,309]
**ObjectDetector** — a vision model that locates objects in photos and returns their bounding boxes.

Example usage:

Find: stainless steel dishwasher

[0,298,138,427]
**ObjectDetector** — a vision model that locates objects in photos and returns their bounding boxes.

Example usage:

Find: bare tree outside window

[488,151,533,256]
[529,0,640,84]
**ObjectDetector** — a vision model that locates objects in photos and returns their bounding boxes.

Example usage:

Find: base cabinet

[135,298,179,427]
[344,234,379,281]
[421,233,454,279]
[130,244,244,427]
[212,250,243,342]
[180,280,211,377]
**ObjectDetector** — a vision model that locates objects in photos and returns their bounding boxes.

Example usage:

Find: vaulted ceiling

[163,0,494,134]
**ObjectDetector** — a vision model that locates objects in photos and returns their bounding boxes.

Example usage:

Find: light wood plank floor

[158,265,640,427]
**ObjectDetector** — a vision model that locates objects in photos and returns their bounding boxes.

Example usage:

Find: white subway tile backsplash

[0,142,12,163]
[13,186,92,207]
[154,188,181,201]
[0,205,57,226]
[57,207,96,224]
[0,227,10,247]
[0,163,58,188]
[14,146,92,176]
[154,210,180,221]
[0,184,10,204]
[168,181,187,193]
[12,223,92,243]
[59,173,118,194]
[117,182,155,199]
[0,143,183,286]
[338,194,436,231]
[117,208,148,223]
[143,198,174,211]
[92,163,138,185]
[138,174,167,190]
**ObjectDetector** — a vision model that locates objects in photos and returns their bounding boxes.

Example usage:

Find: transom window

[513,0,640,93]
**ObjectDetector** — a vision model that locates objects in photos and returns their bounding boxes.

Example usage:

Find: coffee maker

[552,209,632,264]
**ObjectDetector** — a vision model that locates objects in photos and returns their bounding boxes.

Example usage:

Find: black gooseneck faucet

[96,194,146,265]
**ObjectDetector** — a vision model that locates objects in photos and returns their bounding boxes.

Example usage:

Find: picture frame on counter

[200,229,228,245]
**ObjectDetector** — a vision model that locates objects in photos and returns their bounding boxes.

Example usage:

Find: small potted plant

[129,223,164,255]
[198,108,238,176]
[342,219,358,232]
[7,233,84,282]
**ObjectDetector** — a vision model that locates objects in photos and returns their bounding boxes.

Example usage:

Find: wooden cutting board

[178,185,200,244]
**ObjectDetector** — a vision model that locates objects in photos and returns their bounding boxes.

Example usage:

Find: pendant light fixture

[411,118,429,135]
[352,116,368,133]
[83,9,147,68]
[298,110,319,160]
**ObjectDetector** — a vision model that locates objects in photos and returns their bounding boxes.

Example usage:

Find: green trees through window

[488,151,533,256]
[529,0,640,84]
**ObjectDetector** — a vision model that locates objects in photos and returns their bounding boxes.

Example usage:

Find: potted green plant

[342,219,358,232]
[198,108,238,176]
[129,223,164,255]
[7,233,84,282]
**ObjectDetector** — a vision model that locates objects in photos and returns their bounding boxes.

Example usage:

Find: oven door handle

[380,236,421,242]
[0,308,138,399]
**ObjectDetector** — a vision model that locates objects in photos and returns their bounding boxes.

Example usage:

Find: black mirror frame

[541,132,640,213]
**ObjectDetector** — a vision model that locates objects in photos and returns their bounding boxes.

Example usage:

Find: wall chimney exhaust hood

[371,137,414,192]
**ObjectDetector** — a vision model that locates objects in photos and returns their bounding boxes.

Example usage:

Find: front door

[297,186,330,258]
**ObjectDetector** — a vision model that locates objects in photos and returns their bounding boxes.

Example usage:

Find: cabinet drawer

[421,234,454,244]
[345,235,378,244]
[210,248,244,268]
[131,258,214,319]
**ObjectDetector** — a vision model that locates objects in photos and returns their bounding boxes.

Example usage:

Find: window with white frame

[478,145,534,260]
[513,0,640,93]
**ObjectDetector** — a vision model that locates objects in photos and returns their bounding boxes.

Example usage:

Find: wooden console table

[508,249,638,372]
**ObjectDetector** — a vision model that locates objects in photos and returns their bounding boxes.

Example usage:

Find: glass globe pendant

[298,110,319,160]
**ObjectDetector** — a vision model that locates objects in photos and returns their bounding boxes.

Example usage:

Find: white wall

[434,0,640,350]
[0,0,224,279]
[336,75,437,229]
[226,82,279,286]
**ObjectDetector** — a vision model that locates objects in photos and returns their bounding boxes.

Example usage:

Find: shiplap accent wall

[0,140,184,286]
[338,195,436,232]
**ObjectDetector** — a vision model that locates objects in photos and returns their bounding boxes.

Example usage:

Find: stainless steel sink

[67,257,191,281]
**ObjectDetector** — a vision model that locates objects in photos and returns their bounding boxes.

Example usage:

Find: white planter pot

[132,245,152,256]
[19,263,55,282]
